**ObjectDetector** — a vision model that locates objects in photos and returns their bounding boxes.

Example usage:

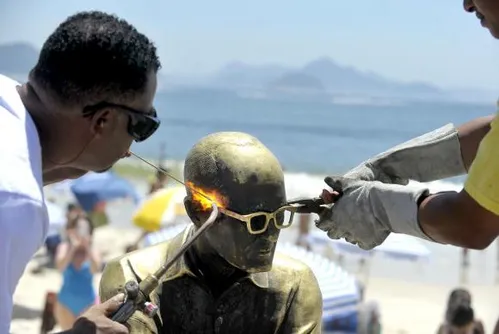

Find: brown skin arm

[419,190,499,250]
[458,115,494,170]
[418,115,499,250]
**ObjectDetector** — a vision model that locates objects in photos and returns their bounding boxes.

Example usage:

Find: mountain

[0,42,492,104]
[209,61,289,89]
[208,57,446,102]
[301,57,440,96]
[0,43,39,81]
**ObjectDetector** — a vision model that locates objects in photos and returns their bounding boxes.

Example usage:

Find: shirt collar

[162,224,269,289]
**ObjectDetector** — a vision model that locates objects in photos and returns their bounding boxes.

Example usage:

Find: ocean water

[128,89,499,286]
[133,88,495,176]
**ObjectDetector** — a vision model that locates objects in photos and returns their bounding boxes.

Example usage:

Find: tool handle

[110,280,141,323]
[110,299,137,323]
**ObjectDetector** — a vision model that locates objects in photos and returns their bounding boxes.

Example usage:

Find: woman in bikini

[54,215,101,330]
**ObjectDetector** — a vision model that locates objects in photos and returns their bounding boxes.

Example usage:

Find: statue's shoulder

[272,251,312,273]
[100,229,188,298]
[267,252,317,288]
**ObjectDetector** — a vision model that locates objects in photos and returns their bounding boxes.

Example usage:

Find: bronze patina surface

[100,132,323,333]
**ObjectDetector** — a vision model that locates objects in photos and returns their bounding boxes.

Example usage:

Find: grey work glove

[316,176,435,250]
[343,124,466,184]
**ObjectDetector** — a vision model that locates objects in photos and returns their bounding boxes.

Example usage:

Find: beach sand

[11,222,499,334]
[11,174,499,334]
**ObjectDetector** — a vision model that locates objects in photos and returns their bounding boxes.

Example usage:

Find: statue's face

[183,131,287,273]
[204,182,286,273]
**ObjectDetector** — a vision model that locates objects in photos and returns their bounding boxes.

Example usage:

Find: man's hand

[316,176,432,250]
[71,294,129,334]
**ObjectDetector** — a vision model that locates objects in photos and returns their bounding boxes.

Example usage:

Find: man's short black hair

[31,11,161,105]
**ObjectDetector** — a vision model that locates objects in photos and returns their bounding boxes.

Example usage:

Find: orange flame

[186,181,227,211]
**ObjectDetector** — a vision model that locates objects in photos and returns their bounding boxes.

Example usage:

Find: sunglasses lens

[129,115,160,142]
[249,215,267,234]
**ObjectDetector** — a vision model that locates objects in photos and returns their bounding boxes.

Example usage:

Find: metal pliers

[287,190,341,215]
[287,197,328,215]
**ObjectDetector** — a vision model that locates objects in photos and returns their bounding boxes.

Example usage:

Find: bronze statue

[99,132,323,333]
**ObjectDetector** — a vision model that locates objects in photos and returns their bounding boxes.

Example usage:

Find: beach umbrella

[70,171,139,212]
[132,186,188,232]
[310,230,431,262]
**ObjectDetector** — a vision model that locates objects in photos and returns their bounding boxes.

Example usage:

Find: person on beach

[295,213,313,250]
[316,0,499,251]
[149,167,169,194]
[55,217,101,330]
[0,10,161,334]
[436,288,485,334]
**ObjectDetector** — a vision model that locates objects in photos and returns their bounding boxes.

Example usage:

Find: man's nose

[463,0,475,13]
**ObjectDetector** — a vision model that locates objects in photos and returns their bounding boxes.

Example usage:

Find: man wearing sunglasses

[315,0,499,251]
[99,132,323,333]
[0,11,160,334]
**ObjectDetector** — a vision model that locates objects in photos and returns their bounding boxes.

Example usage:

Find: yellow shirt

[465,115,499,214]
[100,225,323,334]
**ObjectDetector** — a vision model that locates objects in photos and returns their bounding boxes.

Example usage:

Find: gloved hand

[316,176,435,250]
[342,123,466,184]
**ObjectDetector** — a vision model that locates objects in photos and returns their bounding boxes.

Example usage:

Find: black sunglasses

[83,102,161,142]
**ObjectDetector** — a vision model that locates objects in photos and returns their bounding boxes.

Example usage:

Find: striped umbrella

[310,230,431,262]
[132,186,188,232]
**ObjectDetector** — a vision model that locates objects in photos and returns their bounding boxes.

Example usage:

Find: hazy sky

[1,0,499,90]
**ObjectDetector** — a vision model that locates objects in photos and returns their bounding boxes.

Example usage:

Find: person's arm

[457,115,494,170]
[343,115,494,185]
[88,247,101,274]
[279,266,323,334]
[55,241,77,272]
[419,115,499,249]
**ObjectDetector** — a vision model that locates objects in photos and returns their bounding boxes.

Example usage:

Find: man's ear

[90,109,113,137]
[184,197,204,228]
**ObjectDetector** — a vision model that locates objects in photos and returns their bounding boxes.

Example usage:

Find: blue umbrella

[70,171,140,212]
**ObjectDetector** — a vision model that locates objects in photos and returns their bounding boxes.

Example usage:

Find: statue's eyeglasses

[218,205,300,235]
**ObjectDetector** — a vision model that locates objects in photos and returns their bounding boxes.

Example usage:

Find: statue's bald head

[183,132,286,273]
[184,132,285,213]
